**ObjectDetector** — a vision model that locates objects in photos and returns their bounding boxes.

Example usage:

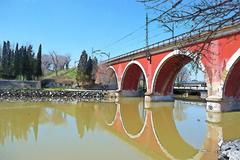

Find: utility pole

[146,13,149,47]
[145,13,151,63]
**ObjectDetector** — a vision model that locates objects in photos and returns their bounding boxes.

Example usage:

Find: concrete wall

[0,80,41,89]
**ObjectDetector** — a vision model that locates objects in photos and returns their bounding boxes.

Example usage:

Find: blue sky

[0,0,203,80]
[0,0,151,63]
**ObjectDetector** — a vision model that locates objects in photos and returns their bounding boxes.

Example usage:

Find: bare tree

[95,63,108,85]
[175,66,191,83]
[42,55,52,74]
[65,54,71,70]
[138,0,240,66]
[138,0,239,30]
[42,54,71,74]
[50,51,59,76]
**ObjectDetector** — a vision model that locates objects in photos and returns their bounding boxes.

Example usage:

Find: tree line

[76,50,98,87]
[0,41,42,80]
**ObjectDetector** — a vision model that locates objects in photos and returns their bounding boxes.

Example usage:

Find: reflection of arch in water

[119,98,148,138]
[218,111,240,141]
[97,102,118,126]
[52,100,220,159]
[151,105,206,160]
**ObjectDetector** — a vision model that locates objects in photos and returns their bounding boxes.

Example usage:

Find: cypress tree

[19,46,25,79]
[6,41,11,78]
[0,45,2,77]
[13,43,20,78]
[76,50,88,86]
[2,41,8,78]
[0,41,43,80]
[25,45,34,80]
[9,48,15,79]
[2,41,11,79]
[86,56,93,82]
[91,57,98,83]
[36,44,43,79]
[22,46,28,80]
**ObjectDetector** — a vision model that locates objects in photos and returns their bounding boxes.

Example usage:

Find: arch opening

[121,63,147,97]
[153,54,206,99]
[224,57,240,100]
[154,55,192,95]
[106,67,118,90]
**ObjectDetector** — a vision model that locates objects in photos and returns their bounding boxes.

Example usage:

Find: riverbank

[219,140,240,159]
[0,89,117,102]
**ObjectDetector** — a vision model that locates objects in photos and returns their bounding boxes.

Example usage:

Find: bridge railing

[174,82,207,91]
[173,86,207,91]
[104,19,240,64]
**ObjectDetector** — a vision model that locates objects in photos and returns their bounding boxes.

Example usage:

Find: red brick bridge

[102,22,240,112]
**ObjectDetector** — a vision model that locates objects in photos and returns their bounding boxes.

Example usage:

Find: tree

[138,0,239,30]
[50,51,59,76]
[1,42,7,78]
[65,54,71,70]
[138,0,240,65]
[0,45,2,64]
[0,41,42,80]
[19,46,25,79]
[23,45,34,80]
[175,66,191,83]
[36,44,43,79]
[91,57,98,82]
[76,50,88,86]
[42,54,70,74]
[9,47,15,79]
[2,41,13,79]
[0,45,2,76]
[86,56,93,82]
[14,43,21,78]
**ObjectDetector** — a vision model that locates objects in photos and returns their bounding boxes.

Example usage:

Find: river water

[0,98,239,160]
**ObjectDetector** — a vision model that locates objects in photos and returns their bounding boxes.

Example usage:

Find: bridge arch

[223,48,240,100]
[106,66,118,90]
[121,60,148,96]
[151,50,208,96]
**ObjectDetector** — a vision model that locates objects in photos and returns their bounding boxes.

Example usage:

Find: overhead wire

[103,0,196,52]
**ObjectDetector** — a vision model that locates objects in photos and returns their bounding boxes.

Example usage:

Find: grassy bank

[44,68,77,80]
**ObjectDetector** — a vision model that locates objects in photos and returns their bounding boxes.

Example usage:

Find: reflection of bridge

[1,101,240,159]
[102,23,240,112]
[97,100,218,160]
[54,100,240,159]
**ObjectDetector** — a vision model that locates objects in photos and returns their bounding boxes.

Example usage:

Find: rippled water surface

[0,98,240,160]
